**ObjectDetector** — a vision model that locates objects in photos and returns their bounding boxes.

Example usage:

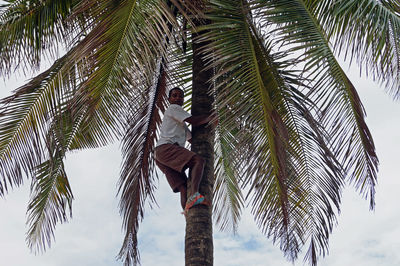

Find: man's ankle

[189,191,199,197]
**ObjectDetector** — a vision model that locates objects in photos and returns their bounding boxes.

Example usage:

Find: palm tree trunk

[185,17,214,266]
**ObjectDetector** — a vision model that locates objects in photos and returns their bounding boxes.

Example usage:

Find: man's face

[168,89,184,106]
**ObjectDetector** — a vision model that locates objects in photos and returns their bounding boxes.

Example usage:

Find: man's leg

[182,154,213,213]
[186,154,205,196]
[177,184,187,210]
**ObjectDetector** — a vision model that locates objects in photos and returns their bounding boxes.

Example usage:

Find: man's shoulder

[168,104,189,115]
[168,104,184,110]
[164,104,191,123]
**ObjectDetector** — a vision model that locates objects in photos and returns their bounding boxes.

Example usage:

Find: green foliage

[0,0,398,265]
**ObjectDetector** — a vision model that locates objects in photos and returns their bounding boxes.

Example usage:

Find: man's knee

[193,155,205,167]
[177,184,187,193]
[188,154,205,168]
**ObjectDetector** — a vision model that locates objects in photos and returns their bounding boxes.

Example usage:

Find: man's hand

[184,111,218,128]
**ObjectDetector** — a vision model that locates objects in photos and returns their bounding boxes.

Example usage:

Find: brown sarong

[155,143,196,192]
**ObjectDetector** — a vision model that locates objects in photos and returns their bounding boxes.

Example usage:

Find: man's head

[168,87,184,106]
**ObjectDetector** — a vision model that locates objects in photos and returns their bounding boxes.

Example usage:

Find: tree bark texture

[185,18,214,266]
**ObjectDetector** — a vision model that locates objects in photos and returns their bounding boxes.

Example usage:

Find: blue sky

[0,58,399,265]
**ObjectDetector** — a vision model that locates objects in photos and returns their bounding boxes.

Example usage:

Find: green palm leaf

[108,1,185,264]
[214,124,244,233]
[27,159,72,253]
[117,61,168,265]
[0,53,73,195]
[203,1,348,265]
[205,0,305,260]
[319,0,400,97]
[67,0,181,145]
[26,119,75,252]
[260,0,378,209]
[0,0,86,75]
[0,47,107,250]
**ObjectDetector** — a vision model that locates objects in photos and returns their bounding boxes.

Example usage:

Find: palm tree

[0,0,399,265]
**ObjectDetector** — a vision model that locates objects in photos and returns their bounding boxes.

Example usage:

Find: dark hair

[168,87,184,98]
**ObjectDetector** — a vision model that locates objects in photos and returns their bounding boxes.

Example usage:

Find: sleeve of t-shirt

[169,105,191,123]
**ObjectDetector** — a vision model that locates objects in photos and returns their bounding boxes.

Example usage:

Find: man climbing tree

[154,87,215,214]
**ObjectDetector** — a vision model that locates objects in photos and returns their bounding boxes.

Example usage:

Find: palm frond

[113,1,187,264]
[0,53,73,195]
[117,60,168,265]
[213,122,244,233]
[318,0,400,98]
[0,1,115,188]
[0,10,134,247]
[0,42,103,249]
[26,159,72,253]
[0,0,86,75]
[65,0,183,147]
[287,91,344,266]
[204,0,303,260]
[21,54,121,252]
[259,0,378,209]
[24,75,118,251]
[203,1,351,265]
[26,127,73,253]
[252,0,378,264]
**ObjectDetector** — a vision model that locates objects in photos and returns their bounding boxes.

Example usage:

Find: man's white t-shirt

[156,104,192,147]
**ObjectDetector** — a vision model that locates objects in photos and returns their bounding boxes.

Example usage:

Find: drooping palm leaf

[0,0,87,75]
[27,159,72,253]
[26,115,75,253]
[0,45,109,250]
[110,1,186,264]
[117,61,168,265]
[213,123,244,233]
[23,55,128,252]
[117,40,193,264]
[259,0,378,210]
[204,0,303,260]
[0,0,127,196]
[203,1,346,265]
[0,53,73,195]
[318,0,400,98]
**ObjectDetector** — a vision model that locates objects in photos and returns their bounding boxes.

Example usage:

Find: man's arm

[184,113,217,127]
